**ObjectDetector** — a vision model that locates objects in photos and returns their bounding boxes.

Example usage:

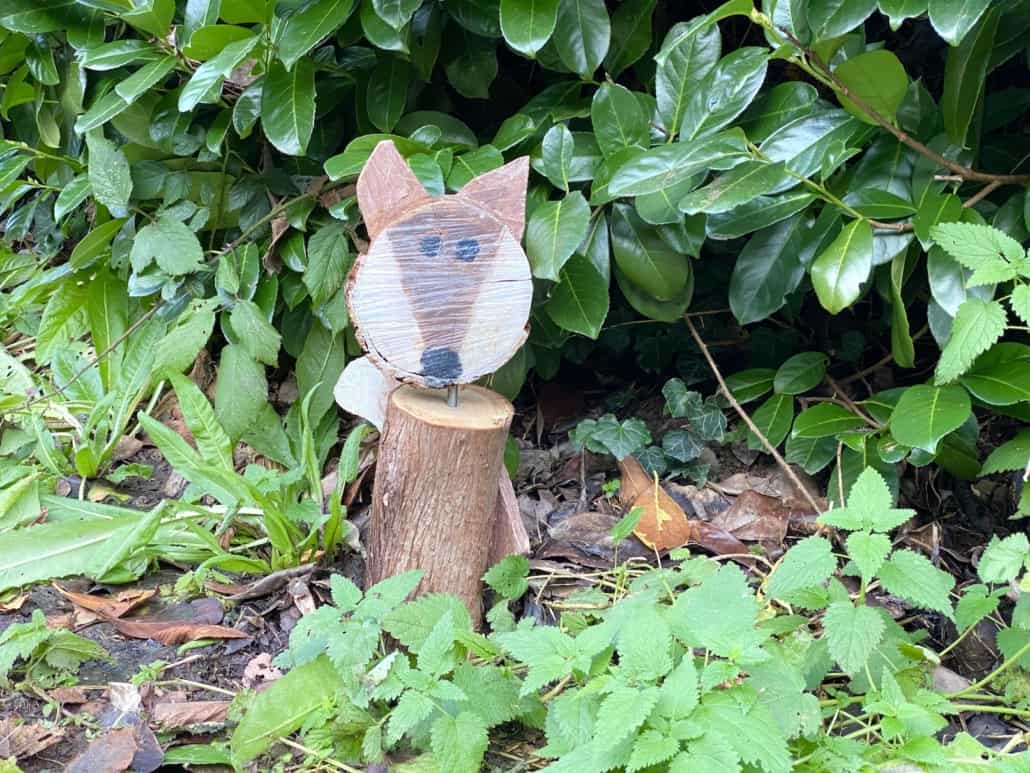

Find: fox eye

[419,235,442,257]
[455,238,479,262]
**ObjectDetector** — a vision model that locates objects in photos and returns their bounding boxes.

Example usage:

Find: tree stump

[367,384,513,624]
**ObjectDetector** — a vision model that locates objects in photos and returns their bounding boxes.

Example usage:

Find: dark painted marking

[420,347,463,383]
[454,238,480,262]
[419,235,442,258]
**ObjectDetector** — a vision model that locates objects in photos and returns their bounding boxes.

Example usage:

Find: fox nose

[420,347,463,385]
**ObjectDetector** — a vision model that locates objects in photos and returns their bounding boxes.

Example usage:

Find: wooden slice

[347,141,532,388]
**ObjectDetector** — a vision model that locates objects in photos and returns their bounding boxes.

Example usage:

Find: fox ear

[455,156,529,242]
[357,141,431,241]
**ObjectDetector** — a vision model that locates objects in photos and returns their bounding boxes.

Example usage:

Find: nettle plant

[571,377,726,483]
[223,469,1030,770]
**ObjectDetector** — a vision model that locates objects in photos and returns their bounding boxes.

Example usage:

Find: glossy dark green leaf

[0,0,90,34]
[447,145,503,189]
[500,0,560,56]
[929,0,990,45]
[811,219,873,314]
[786,433,838,474]
[655,17,720,137]
[373,0,421,29]
[279,0,357,67]
[913,192,962,248]
[539,124,575,190]
[728,213,808,324]
[69,218,125,269]
[544,254,609,338]
[678,161,789,215]
[525,191,591,280]
[366,55,409,133]
[707,190,816,240]
[553,0,610,78]
[941,7,997,146]
[889,384,971,453]
[793,403,866,438]
[834,49,909,124]
[775,352,829,395]
[607,129,747,197]
[890,252,915,368]
[724,368,776,404]
[960,357,1030,406]
[296,322,347,426]
[610,203,688,301]
[361,0,410,52]
[748,393,794,449]
[738,82,819,143]
[614,263,693,322]
[807,0,878,38]
[445,32,497,98]
[262,58,316,155]
[603,0,656,76]
[878,0,928,30]
[760,110,863,190]
[180,35,260,111]
[304,223,350,307]
[681,47,768,141]
[591,82,648,158]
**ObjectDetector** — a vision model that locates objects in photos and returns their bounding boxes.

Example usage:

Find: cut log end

[391,384,512,429]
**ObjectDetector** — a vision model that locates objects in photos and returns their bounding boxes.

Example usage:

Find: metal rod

[446,385,459,408]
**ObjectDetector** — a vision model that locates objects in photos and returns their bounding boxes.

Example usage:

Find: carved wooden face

[347,141,532,388]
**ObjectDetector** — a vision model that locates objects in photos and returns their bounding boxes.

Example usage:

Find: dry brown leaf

[152,701,230,729]
[65,726,138,773]
[617,456,654,507]
[710,490,791,545]
[0,593,27,612]
[50,687,88,704]
[55,586,156,620]
[0,718,65,759]
[628,476,693,552]
[242,653,283,689]
[110,620,249,645]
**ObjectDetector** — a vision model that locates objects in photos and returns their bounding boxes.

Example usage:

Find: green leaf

[387,690,435,744]
[367,55,410,133]
[54,174,92,222]
[792,403,865,438]
[262,58,316,156]
[808,0,878,38]
[879,0,928,30]
[231,656,339,765]
[230,300,281,366]
[591,82,648,158]
[978,534,1030,584]
[154,299,217,377]
[447,145,504,189]
[728,214,808,324]
[768,536,837,600]
[617,606,673,682]
[774,352,828,395]
[607,129,747,197]
[889,383,971,454]
[86,268,128,392]
[942,8,998,145]
[628,730,679,772]
[296,322,346,426]
[820,467,916,532]
[1009,285,1030,325]
[669,564,763,659]
[749,392,794,449]
[846,531,891,582]
[130,216,204,276]
[981,429,1030,475]
[604,0,656,77]
[552,0,610,78]
[610,203,689,300]
[168,372,233,467]
[525,191,591,281]
[929,0,991,45]
[930,222,1024,276]
[500,0,560,56]
[678,161,788,215]
[935,298,1008,384]
[724,368,775,404]
[589,414,651,459]
[594,685,659,751]
[69,218,125,270]
[663,429,703,462]
[655,18,720,137]
[214,344,268,441]
[878,549,955,617]
[483,555,530,600]
[760,109,863,184]
[834,50,909,124]
[959,355,1030,406]
[372,0,421,29]
[682,47,769,141]
[544,254,609,339]
[86,133,132,216]
[823,601,885,675]
[785,434,837,474]
[115,55,177,105]
[304,223,350,307]
[178,35,259,112]
[539,123,575,190]
[955,584,999,631]
[811,218,873,315]
[279,0,357,68]
[430,711,488,773]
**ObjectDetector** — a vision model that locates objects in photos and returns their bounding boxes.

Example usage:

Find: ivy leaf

[934,298,1008,384]
[977,534,1030,584]
[130,215,204,276]
[878,549,956,617]
[981,429,1030,475]
[768,536,837,600]
[889,383,971,454]
[662,428,703,463]
[430,710,488,773]
[846,531,891,583]
[589,414,652,460]
[811,219,874,315]
[823,601,885,675]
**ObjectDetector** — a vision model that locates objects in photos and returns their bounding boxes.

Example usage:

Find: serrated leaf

[846,531,891,582]
[981,429,1030,475]
[593,685,659,751]
[889,384,971,454]
[387,689,435,744]
[497,626,576,695]
[878,549,955,617]
[383,594,472,651]
[656,656,698,719]
[628,729,679,771]
[617,606,673,683]
[230,300,281,366]
[936,298,1008,384]
[768,536,837,600]
[930,221,1023,277]
[483,555,530,601]
[955,584,999,631]
[130,216,204,276]
[1009,285,1030,325]
[978,534,1029,584]
[824,601,885,675]
[820,467,915,533]
[669,564,763,658]
[430,710,488,773]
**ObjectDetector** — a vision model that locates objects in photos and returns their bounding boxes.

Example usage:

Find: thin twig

[825,375,880,428]
[685,317,824,515]
[837,324,930,386]
[962,180,1002,209]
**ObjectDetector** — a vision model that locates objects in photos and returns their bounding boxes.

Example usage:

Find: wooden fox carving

[346,140,533,388]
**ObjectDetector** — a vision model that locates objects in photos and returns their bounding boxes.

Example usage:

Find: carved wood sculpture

[337,140,532,624]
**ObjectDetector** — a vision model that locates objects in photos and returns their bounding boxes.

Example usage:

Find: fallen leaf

[204,580,247,595]
[617,456,653,507]
[65,727,138,773]
[0,593,27,612]
[287,578,316,616]
[0,718,65,759]
[55,586,156,621]
[152,701,230,729]
[50,687,88,704]
[710,490,791,546]
[629,475,693,552]
[242,653,283,689]
[110,620,250,645]
[691,521,749,556]
[539,511,652,568]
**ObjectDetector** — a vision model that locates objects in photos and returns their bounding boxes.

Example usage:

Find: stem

[950,639,1030,697]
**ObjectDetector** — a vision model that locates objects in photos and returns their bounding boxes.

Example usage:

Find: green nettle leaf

[261,59,316,156]
[978,534,1030,584]
[499,0,560,56]
[773,352,828,395]
[807,0,878,38]
[929,0,991,46]
[552,0,611,78]
[981,429,1030,476]
[811,219,873,315]
[823,601,885,675]
[682,47,769,141]
[768,536,837,600]
[819,467,916,532]
[525,191,591,281]
[610,203,689,301]
[279,0,357,68]
[878,549,955,617]
[930,222,1025,282]
[889,383,971,454]
[792,403,865,438]
[941,9,997,146]
[367,55,410,133]
[130,216,204,276]
[655,17,720,137]
[544,254,609,339]
[1009,285,1030,326]
[935,298,1008,384]
[590,82,648,158]
[230,300,281,366]
[748,392,794,449]
[846,531,891,582]
[678,161,788,215]
[834,49,909,124]
[86,133,132,216]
